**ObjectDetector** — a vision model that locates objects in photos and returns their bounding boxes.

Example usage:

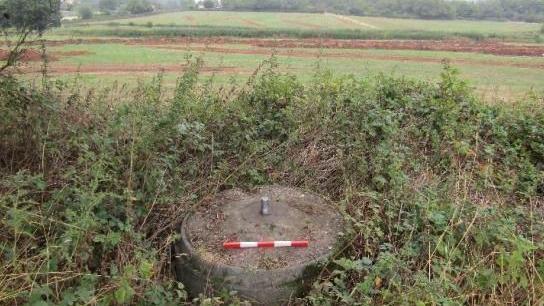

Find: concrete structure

[173,186,344,305]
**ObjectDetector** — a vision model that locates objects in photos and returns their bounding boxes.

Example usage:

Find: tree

[0,0,61,32]
[202,0,217,9]
[215,0,544,22]
[125,0,153,14]
[179,0,195,10]
[99,0,119,12]
[78,5,94,19]
[0,0,61,73]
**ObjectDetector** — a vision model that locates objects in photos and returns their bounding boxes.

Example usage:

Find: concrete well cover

[184,186,344,270]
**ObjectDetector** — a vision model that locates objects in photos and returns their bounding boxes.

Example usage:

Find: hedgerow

[0,58,543,305]
[64,23,511,41]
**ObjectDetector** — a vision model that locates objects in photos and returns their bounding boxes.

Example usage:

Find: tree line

[221,0,544,23]
[64,0,195,18]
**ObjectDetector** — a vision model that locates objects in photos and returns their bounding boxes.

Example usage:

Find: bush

[202,0,218,9]
[67,24,494,41]
[99,0,119,12]
[0,60,543,304]
[125,0,153,15]
[77,5,93,20]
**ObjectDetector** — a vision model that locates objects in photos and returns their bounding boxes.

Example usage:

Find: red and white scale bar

[223,241,309,249]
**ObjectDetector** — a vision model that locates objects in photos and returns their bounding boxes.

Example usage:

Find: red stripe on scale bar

[223,241,309,249]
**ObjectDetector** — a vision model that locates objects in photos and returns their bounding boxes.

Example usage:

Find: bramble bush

[0,58,543,305]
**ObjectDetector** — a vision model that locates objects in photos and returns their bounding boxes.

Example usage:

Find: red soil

[247,38,544,57]
[43,37,544,57]
[55,50,91,57]
[152,45,544,69]
[0,49,50,62]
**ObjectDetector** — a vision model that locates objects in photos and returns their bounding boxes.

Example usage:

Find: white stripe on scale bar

[240,242,258,248]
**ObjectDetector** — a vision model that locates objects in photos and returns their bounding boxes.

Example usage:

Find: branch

[0,27,33,75]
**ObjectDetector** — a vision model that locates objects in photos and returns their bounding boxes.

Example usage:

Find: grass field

[6,11,540,103]
[21,37,541,102]
[58,11,543,41]
[82,11,541,36]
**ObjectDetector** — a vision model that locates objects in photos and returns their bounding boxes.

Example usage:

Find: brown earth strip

[41,37,544,57]
[152,45,544,70]
[247,38,544,57]
[1,49,93,62]
[0,49,50,62]
[54,50,93,57]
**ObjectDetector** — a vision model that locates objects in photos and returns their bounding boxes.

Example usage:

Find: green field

[6,11,538,103]
[37,39,542,102]
[83,11,541,35]
[57,11,543,41]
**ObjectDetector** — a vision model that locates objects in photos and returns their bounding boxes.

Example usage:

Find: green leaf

[139,259,154,279]
[114,279,135,304]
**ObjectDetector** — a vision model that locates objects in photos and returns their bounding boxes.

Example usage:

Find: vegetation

[66,11,540,43]
[201,0,219,9]
[1,1,543,305]
[73,0,192,15]
[78,5,94,20]
[62,0,544,23]
[64,23,539,43]
[221,0,544,23]
[0,0,61,32]
[48,42,544,102]
[99,0,120,13]
[66,24,490,40]
[0,0,61,73]
[126,0,154,15]
[1,56,543,304]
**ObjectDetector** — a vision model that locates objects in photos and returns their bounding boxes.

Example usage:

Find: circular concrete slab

[174,186,344,304]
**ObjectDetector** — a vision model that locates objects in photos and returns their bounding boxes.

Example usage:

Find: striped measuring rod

[223,241,309,249]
